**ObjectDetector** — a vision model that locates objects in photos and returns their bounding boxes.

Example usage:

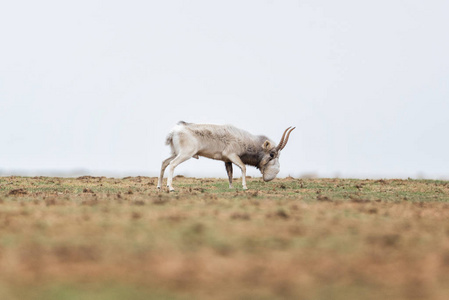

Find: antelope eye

[269,153,274,158]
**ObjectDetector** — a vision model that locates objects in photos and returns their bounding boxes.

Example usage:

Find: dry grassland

[1,176,449,299]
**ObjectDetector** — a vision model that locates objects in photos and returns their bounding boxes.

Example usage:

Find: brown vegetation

[1,176,449,299]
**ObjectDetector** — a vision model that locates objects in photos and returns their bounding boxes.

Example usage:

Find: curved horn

[279,127,295,150]
[276,127,291,151]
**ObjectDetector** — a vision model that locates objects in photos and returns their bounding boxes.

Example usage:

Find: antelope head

[259,127,295,182]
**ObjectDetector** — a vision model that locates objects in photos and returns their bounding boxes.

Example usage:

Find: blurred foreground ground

[1,176,449,300]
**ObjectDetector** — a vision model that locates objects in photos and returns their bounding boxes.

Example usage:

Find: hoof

[157,186,161,189]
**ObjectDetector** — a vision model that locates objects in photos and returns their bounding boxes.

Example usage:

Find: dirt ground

[1,176,449,300]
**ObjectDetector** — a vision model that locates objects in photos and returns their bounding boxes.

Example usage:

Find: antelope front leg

[225,162,233,189]
[225,154,247,190]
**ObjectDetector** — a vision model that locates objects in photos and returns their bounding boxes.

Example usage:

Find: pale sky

[1,1,448,179]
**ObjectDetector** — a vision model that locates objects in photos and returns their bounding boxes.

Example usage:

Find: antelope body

[158,121,295,191]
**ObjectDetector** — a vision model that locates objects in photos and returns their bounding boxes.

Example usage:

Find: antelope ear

[262,140,271,150]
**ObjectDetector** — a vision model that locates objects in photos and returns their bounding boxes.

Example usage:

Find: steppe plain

[1,176,449,299]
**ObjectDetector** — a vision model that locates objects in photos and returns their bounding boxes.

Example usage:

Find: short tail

[165,131,174,146]
[166,120,188,145]
[165,121,189,154]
